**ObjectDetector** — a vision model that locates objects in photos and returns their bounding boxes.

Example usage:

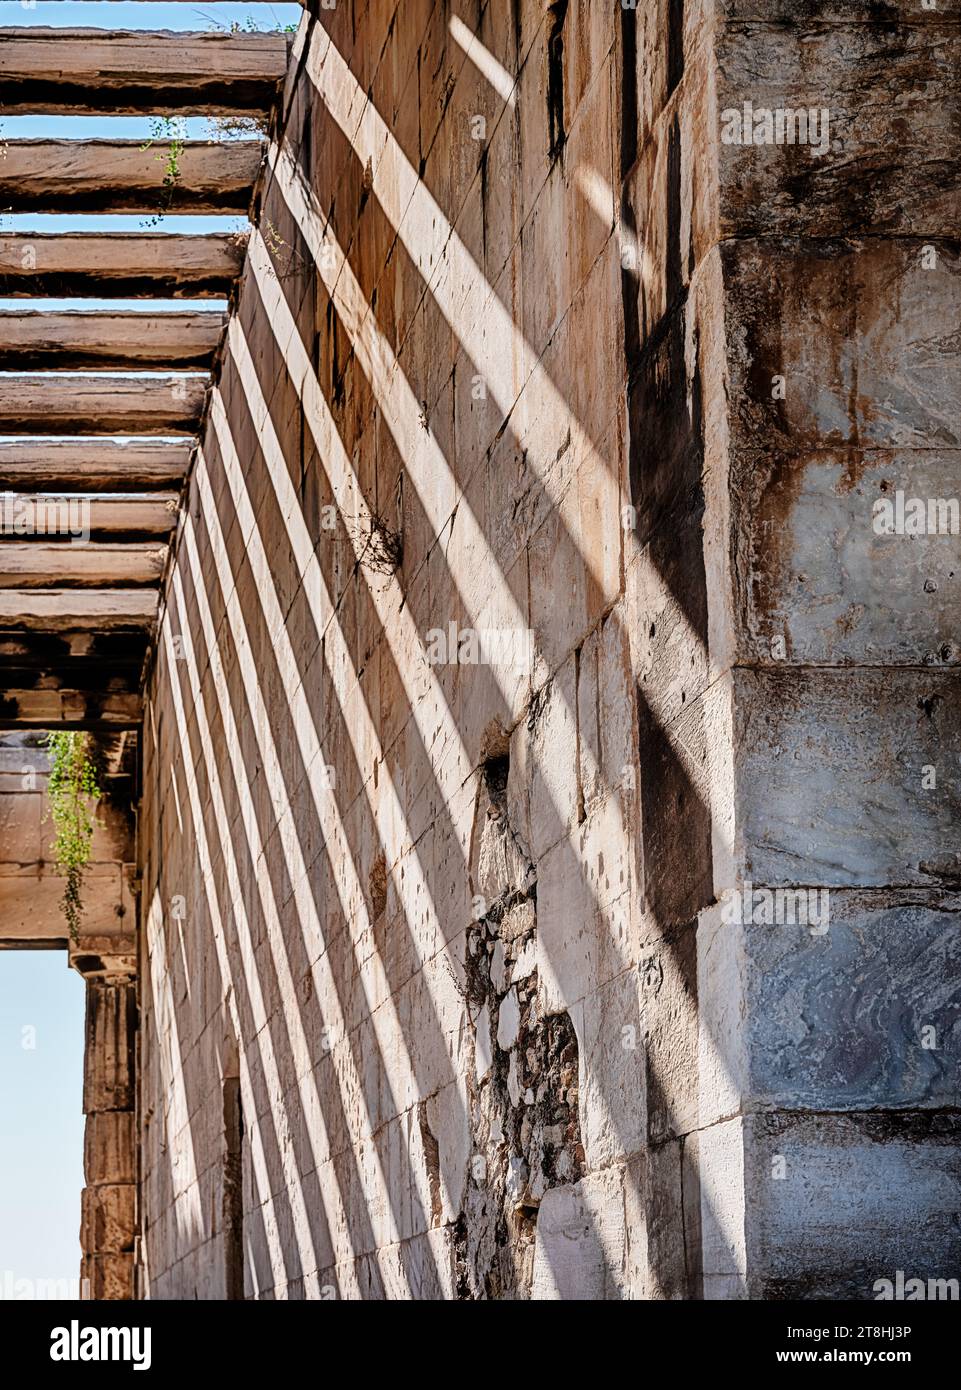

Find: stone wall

[138,0,960,1299]
[709,0,961,1297]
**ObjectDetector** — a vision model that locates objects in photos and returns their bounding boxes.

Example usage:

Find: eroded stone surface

[130,0,961,1301]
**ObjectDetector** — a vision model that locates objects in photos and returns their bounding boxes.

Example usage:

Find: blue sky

[0,3,301,32]
[0,0,298,1295]
[0,952,86,1291]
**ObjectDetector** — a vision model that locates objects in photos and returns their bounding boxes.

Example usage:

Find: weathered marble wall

[708,1,961,1299]
[138,0,960,1299]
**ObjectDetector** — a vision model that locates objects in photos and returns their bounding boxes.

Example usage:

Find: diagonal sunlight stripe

[178,457,418,1280]
[144,884,203,1247]
[168,553,389,1290]
[210,332,462,963]
[574,165,655,297]
[235,238,732,1284]
[202,388,463,1240]
[289,45,737,824]
[448,15,517,108]
[152,648,289,1296]
[302,35,599,486]
[228,269,475,816]
[260,138,737,1123]
[237,239,671,1161]
[248,216,635,946]
[268,153,602,735]
[266,124,735,867]
[202,390,454,1243]
[158,593,325,1295]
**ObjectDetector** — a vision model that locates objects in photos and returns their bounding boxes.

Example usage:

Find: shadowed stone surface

[124,1,961,1300]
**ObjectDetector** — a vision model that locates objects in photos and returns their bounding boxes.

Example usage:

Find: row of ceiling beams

[0,21,292,730]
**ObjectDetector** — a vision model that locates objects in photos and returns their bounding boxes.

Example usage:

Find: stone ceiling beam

[0,310,226,371]
[0,494,178,536]
[0,543,168,589]
[0,139,263,215]
[0,377,206,434]
[0,232,245,299]
[0,589,158,632]
[0,27,289,116]
[0,440,192,492]
[0,689,142,730]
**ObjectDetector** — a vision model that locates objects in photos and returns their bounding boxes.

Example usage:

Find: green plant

[140,116,187,228]
[43,731,101,943]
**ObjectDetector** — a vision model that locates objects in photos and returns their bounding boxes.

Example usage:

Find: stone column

[710,2,961,1299]
[76,972,138,1300]
[70,792,139,1302]
[620,0,961,1297]
[67,733,140,1300]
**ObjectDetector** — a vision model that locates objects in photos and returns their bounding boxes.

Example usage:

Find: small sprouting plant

[261,217,309,281]
[263,217,289,256]
[140,115,187,228]
[43,731,101,943]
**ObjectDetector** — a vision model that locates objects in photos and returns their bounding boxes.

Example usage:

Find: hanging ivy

[43,731,101,943]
